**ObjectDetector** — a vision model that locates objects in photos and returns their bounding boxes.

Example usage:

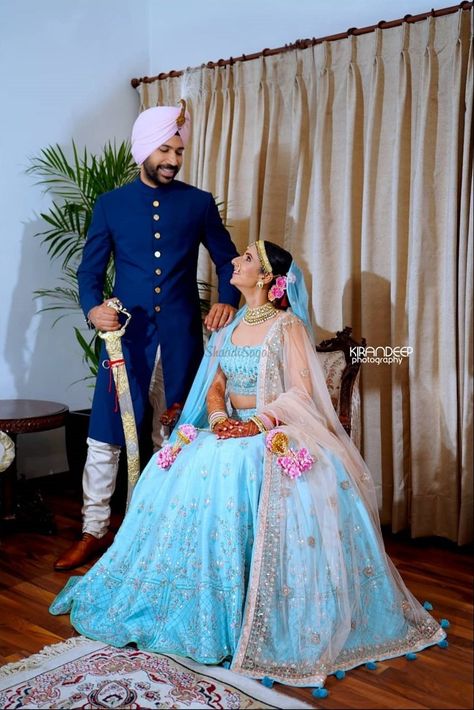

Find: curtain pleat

[136,9,473,542]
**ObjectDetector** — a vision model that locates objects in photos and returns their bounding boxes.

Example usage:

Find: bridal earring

[256,280,264,289]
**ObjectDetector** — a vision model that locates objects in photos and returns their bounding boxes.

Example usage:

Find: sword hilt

[97,298,132,339]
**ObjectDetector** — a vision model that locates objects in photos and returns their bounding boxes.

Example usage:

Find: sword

[98,298,140,508]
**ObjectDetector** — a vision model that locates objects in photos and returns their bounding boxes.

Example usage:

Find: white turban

[131,104,191,165]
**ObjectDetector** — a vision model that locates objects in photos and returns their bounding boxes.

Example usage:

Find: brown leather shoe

[54,532,109,571]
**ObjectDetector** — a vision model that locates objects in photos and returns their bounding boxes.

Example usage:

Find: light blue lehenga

[52,343,266,664]
[51,269,445,687]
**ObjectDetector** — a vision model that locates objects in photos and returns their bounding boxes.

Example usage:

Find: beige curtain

[136,9,473,544]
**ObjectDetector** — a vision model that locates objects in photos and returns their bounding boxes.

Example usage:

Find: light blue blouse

[219,340,262,397]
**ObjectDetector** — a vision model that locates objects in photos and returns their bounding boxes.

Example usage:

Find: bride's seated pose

[51,240,445,688]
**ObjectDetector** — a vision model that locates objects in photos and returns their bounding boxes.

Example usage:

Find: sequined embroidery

[220,341,262,396]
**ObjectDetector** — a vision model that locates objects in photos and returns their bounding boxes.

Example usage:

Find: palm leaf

[27,144,88,204]
[87,142,138,196]
[36,202,86,267]
[74,327,100,378]
[103,258,115,301]
[34,266,82,324]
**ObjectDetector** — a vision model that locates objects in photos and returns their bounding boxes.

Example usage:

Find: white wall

[148,0,435,72]
[0,0,149,475]
[0,0,435,476]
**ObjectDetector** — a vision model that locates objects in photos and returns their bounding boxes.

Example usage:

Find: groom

[54,102,240,570]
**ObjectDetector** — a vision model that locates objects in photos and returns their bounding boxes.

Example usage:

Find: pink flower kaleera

[265,430,315,479]
[177,423,198,444]
[157,423,198,469]
[157,445,179,469]
[277,448,315,479]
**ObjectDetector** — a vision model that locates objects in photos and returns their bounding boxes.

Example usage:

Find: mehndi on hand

[159,402,184,427]
[215,419,260,439]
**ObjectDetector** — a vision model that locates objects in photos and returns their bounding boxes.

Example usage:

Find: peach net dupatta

[231,311,444,686]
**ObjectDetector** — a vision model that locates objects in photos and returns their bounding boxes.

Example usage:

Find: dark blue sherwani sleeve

[201,195,240,307]
[77,196,113,318]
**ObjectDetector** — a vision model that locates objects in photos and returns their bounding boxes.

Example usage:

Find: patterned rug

[0,636,313,709]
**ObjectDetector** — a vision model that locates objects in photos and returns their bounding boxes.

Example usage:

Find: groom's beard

[142,158,180,186]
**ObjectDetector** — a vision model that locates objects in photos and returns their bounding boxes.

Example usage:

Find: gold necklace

[243,302,278,325]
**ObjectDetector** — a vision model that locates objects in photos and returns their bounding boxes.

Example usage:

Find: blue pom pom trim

[335,670,346,679]
[312,687,329,698]
[437,639,449,649]
[440,618,450,629]
[261,676,274,688]
[423,601,433,610]
[406,652,417,661]
[366,661,377,670]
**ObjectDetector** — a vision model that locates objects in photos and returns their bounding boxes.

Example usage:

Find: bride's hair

[263,241,293,310]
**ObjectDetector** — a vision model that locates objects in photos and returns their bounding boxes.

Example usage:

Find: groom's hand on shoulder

[204,303,237,332]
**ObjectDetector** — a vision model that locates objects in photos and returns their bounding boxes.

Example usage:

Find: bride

[51,240,445,687]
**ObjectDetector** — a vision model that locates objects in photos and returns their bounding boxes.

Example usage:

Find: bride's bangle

[209,410,227,430]
[258,412,276,430]
[249,415,268,433]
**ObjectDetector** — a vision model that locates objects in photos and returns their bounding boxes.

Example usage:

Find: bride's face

[230,244,263,289]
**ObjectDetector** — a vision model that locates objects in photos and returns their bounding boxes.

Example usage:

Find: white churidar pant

[82,345,167,537]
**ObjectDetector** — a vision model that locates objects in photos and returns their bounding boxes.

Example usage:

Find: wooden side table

[0,399,69,532]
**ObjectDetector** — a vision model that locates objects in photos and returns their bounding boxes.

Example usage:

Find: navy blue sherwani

[78,177,240,446]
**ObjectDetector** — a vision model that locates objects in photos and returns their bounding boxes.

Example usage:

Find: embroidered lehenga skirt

[51,426,444,683]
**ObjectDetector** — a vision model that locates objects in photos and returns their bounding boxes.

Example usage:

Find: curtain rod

[130,1,472,88]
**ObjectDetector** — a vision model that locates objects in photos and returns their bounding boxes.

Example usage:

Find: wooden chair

[316,326,366,449]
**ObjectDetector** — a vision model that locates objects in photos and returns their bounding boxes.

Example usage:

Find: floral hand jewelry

[265,429,315,479]
[157,424,198,469]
